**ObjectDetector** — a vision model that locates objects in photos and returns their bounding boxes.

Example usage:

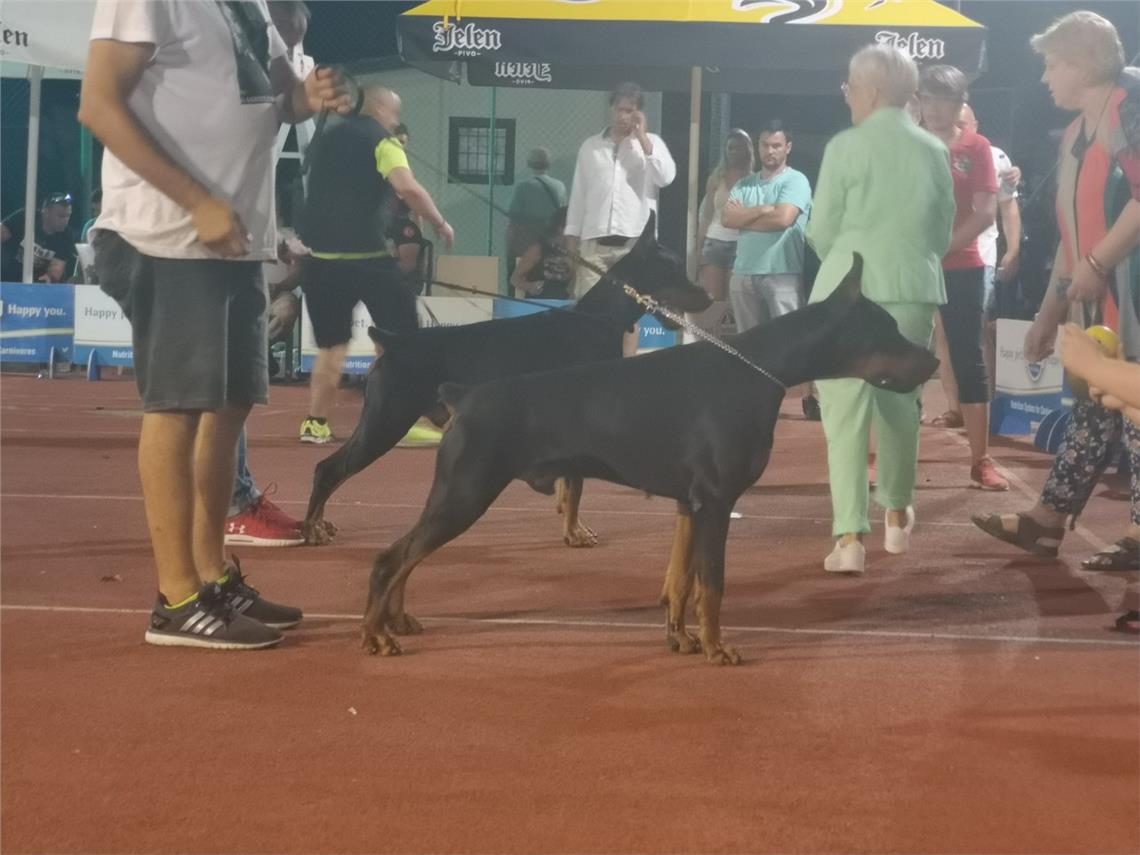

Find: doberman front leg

[385,576,423,636]
[303,366,432,545]
[659,503,700,655]
[691,508,742,666]
[362,443,512,655]
[559,476,598,548]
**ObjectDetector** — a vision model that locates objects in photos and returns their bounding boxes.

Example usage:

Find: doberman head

[792,253,939,392]
[574,212,711,329]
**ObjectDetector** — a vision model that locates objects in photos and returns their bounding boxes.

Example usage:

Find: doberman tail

[367,326,409,359]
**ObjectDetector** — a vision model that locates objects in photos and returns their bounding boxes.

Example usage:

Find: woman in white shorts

[696,128,753,300]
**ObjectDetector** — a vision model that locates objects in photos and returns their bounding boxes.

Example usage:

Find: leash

[621,285,786,390]
[300,68,788,388]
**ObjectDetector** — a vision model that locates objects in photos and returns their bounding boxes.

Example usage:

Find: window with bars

[448,117,516,185]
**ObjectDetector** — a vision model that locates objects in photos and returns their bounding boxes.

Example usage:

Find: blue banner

[492,298,679,350]
[0,282,74,364]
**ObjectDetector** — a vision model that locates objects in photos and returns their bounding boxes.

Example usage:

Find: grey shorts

[729,272,804,333]
[700,237,737,270]
[92,230,268,412]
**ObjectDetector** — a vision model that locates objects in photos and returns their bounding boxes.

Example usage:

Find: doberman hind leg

[691,508,742,666]
[362,453,511,655]
[559,476,597,548]
[659,503,700,655]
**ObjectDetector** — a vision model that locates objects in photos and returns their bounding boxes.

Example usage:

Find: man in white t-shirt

[564,81,675,354]
[79,0,349,650]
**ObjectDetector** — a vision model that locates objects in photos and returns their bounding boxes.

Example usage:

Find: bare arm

[996,196,1021,281]
[509,244,542,294]
[946,191,996,257]
[1060,324,1140,412]
[79,39,250,257]
[723,200,800,231]
[0,223,11,243]
[387,167,453,248]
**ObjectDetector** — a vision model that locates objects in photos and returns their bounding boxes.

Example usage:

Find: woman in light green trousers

[807,44,956,574]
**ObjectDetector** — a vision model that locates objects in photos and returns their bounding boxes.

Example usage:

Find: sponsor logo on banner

[875,30,946,60]
[433,20,502,57]
[493,61,552,86]
[731,0,842,24]
[73,285,133,365]
[0,2,99,71]
[992,319,1064,435]
[300,296,495,374]
[0,22,31,53]
[0,283,74,363]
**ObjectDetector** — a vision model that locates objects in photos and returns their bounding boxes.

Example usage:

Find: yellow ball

[1086,325,1119,356]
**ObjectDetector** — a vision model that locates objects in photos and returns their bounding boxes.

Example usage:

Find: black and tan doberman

[361,255,939,663]
[302,212,710,548]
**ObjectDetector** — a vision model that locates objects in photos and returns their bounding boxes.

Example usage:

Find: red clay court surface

[2,374,1137,854]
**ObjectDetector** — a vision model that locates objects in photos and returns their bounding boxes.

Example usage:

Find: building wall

[360,68,662,288]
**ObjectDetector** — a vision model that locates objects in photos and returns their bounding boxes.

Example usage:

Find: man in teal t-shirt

[721,120,812,332]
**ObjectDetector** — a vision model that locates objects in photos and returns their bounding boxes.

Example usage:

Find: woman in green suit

[807,44,956,574]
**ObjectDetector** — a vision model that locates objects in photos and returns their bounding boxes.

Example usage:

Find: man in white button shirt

[564,82,676,353]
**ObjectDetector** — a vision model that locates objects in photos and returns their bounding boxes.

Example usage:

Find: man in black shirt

[1,193,78,282]
[297,85,453,444]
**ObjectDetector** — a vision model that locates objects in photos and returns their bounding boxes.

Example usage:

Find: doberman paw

[563,522,598,548]
[666,629,702,655]
[389,612,423,635]
[303,518,338,546]
[362,627,402,656]
[705,644,743,666]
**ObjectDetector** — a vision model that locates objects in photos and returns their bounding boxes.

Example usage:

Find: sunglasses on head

[43,193,73,207]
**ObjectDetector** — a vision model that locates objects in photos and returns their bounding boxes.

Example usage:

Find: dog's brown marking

[659,505,700,654]
[695,582,741,666]
[558,477,597,547]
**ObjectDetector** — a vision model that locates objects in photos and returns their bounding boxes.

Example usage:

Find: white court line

[0,492,984,528]
[1,603,1135,647]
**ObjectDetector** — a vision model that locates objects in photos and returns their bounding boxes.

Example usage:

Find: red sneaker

[225,492,304,547]
[253,484,302,530]
[970,456,1010,492]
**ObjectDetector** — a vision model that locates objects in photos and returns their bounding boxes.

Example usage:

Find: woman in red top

[919,65,1008,491]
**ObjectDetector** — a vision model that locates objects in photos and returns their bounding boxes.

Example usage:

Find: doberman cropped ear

[829,252,864,305]
[632,211,657,252]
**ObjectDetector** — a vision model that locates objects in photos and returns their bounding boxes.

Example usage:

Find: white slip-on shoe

[824,540,866,574]
[884,506,916,555]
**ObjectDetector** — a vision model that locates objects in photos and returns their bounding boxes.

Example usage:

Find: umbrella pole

[22,64,44,284]
[685,65,701,282]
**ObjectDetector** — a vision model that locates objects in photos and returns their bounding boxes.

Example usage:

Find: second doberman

[302,212,710,548]
[360,254,939,665]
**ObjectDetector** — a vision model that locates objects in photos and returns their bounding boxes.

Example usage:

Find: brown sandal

[971,512,1064,558]
[1081,538,1139,572]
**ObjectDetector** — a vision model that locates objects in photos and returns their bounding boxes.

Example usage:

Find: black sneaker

[218,559,303,630]
[145,582,282,650]
[802,395,822,421]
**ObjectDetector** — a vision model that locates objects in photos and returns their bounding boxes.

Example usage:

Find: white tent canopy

[2,0,95,281]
